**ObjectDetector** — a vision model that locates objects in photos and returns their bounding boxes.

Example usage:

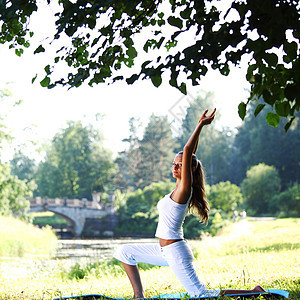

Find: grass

[0,218,299,299]
[0,215,57,257]
[31,212,68,226]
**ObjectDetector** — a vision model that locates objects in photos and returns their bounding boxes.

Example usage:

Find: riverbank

[0,218,299,299]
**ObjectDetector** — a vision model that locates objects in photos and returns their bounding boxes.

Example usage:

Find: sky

[0,1,251,162]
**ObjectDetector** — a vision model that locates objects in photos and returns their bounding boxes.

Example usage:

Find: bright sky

[0,1,251,162]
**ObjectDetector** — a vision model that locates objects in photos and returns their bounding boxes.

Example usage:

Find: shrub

[207,181,244,215]
[271,184,300,217]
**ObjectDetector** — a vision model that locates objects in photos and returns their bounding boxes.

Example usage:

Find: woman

[114,109,264,298]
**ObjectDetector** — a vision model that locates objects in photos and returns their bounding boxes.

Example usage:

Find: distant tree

[0,88,36,221]
[114,117,143,191]
[139,114,177,187]
[0,164,36,221]
[35,121,115,199]
[116,114,176,190]
[0,88,14,158]
[233,102,300,187]
[179,93,235,185]
[241,163,281,216]
[10,150,37,181]
[270,184,300,217]
[1,1,299,128]
[207,181,244,215]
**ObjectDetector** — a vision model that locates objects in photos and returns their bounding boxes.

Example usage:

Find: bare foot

[252,285,265,293]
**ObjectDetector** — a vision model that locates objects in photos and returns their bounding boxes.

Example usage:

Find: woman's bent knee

[113,244,137,265]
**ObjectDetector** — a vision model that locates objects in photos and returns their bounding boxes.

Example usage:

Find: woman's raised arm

[174,109,216,203]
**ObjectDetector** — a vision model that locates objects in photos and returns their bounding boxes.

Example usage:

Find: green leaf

[32,74,37,84]
[167,16,183,29]
[238,102,247,120]
[284,84,297,101]
[126,46,137,59]
[178,82,187,95]
[254,104,265,117]
[264,53,278,67]
[44,65,51,75]
[284,41,298,60]
[15,48,23,56]
[275,100,290,117]
[141,60,152,70]
[263,89,275,105]
[169,78,177,87]
[180,8,192,19]
[151,74,162,87]
[220,64,230,76]
[40,76,50,87]
[34,45,45,54]
[266,112,280,127]
[126,74,139,85]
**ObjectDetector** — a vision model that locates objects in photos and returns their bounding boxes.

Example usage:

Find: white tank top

[155,191,192,239]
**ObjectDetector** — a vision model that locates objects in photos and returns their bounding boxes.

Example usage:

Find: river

[0,238,157,280]
[56,238,157,261]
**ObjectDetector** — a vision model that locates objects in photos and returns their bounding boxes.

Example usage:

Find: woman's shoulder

[170,187,192,205]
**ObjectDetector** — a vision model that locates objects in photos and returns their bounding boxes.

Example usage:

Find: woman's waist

[159,238,183,247]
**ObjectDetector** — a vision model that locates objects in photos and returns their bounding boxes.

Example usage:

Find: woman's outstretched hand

[198,108,216,126]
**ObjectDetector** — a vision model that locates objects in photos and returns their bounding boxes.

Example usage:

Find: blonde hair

[178,152,210,223]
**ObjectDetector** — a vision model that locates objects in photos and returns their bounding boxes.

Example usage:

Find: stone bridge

[29,194,116,237]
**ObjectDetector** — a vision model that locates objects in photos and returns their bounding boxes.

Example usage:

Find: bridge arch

[47,209,76,237]
[29,197,108,237]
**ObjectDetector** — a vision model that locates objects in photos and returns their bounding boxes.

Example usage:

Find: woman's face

[172,154,183,179]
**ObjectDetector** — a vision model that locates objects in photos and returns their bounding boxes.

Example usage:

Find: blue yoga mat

[53,289,289,299]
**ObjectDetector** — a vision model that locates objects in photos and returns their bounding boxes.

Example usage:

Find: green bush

[271,184,300,217]
[207,181,244,215]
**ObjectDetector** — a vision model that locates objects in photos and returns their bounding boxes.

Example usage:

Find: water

[56,238,157,261]
[0,238,157,279]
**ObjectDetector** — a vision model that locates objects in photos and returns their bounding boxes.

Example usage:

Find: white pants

[113,240,219,297]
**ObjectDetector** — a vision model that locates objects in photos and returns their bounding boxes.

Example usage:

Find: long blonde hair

[178,152,210,223]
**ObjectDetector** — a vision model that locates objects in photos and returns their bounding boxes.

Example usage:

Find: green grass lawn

[31,211,69,226]
[0,216,57,257]
[0,218,299,299]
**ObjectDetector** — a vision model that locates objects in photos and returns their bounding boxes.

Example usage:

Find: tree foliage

[233,102,300,188]
[207,181,243,215]
[0,163,36,221]
[241,163,281,216]
[0,88,36,221]
[115,114,176,190]
[35,121,115,200]
[179,93,234,185]
[0,0,299,128]
[115,181,175,235]
[10,150,37,181]
[139,114,176,186]
[270,183,300,217]
[114,117,144,191]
